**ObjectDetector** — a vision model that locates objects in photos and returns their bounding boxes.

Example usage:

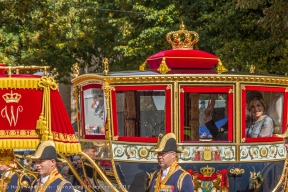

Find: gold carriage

[72,23,288,192]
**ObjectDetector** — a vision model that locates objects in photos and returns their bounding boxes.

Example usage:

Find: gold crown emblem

[2,91,22,103]
[200,165,215,177]
[166,22,199,50]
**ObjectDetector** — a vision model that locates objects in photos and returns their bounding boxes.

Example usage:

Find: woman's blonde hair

[248,97,267,111]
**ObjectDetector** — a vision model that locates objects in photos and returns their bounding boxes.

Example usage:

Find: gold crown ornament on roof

[166,22,199,50]
[200,165,215,177]
[2,91,22,103]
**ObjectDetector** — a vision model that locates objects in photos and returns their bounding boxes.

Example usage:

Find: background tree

[0,0,287,82]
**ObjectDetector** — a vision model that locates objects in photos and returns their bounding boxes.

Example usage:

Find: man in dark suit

[29,140,74,192]
[204,98,228,140]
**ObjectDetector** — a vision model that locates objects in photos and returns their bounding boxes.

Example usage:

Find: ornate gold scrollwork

[102,81,114,140]
[71,63,80,78]
[249,64,255,73]
[113,135,119,141]
[103,58,109,76]
[230,168,245,176]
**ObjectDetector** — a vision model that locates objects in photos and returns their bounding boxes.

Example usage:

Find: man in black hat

[30,140,74,192]
[147,133,194,192]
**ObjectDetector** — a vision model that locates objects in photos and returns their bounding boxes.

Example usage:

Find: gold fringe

[0,78,40,89]
[55,141,82,154]
[0,139,40,150]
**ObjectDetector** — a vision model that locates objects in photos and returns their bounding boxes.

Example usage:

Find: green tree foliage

[0,0,287,82]
[236,0,288,73]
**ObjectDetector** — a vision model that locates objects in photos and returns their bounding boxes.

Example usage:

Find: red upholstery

[147,50,218,69]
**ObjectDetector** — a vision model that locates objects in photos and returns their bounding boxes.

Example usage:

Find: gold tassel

[139,61,147,71]
[157,57,171,74]
[36,114,44,133]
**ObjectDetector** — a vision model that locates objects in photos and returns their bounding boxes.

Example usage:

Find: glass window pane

[184,93,228,141]
[83,88,106,135]
[116,90,166,137]
[246,91,283,138]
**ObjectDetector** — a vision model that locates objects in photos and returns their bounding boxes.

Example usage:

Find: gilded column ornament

[103,58,109,76]
[216,59,228,74]
[71,63,80,78]
[235,82,241,161]
[102,81,114,140]
[249,64,255,73]
[72,86,80,137]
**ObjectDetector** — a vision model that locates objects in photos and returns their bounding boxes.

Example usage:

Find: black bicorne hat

[29,140,65,162]
[150,133,184,153]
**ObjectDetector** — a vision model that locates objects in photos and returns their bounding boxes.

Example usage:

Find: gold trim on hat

[151,133,184,153]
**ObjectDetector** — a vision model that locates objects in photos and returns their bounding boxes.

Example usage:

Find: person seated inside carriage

[246,91,274,138]
[204,97,228,140]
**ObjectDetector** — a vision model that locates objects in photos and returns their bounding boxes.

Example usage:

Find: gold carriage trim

[0,130,39,137]
[0,139,39,150]
[54,141,82,154]
[53,132,79,142]
[0,78,40,89]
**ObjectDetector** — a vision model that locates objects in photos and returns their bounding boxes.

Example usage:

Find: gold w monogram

[1,105,23,126]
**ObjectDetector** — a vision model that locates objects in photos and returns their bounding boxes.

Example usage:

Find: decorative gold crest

[203,147,212,161]
[2,91,21,103]
[200,165,215,177]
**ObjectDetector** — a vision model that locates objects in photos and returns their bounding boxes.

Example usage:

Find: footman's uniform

[29,140,74,192]
[147,133,194,192]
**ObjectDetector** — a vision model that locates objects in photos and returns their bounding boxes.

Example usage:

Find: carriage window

[183,93,229,141]
[82,85,106,139]
[116,90,166,137]
[243,88,285,141]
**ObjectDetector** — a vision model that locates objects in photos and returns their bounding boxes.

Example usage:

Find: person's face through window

[157,151,176,169]
[249,99,265,120]
[35,159,55,177]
